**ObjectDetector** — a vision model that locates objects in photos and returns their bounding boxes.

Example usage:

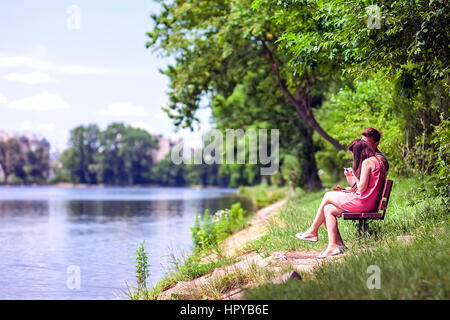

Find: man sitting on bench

[346,128,389,189]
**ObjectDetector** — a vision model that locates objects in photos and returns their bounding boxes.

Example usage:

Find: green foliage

[25,146,50,184]
[315,73,448,178]
[146,0,448,191]
[63,124,101,184]
[191,214,202,249]
[98,123,157,185]
[174,254,227,281]
[213,203,247,242]
[0,137,50,185]
[211,70,323,189]
[185,162,228,187]
[255,188,286,209]
[151,154,186,186]
[61,123,158,185]
[426,116,450,202]
[191,209,216,250]
[315,73,403,177]
[191,203,248,251]
[135,241,150,291]
[146,0,348,189]
[0,139,24,184]
[268,0,449,84]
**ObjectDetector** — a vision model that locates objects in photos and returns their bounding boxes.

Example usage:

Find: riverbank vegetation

[129,175,448,300]
[126,184,285,300]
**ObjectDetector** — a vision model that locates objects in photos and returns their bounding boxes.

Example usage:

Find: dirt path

[219,200,287,257]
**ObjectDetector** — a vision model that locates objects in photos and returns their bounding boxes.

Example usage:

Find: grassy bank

[243,176,449,299]
[129,177,449,300]
[245,228,449,299]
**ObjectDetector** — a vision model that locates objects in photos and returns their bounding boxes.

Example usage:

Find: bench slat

[342,212,383,220]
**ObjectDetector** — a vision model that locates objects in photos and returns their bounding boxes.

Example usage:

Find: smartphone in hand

[344,167,353,176]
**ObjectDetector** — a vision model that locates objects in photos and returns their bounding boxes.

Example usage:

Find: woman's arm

[345,169,356,186]
[353,160,373,193]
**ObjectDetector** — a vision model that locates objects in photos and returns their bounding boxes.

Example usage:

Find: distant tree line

[52,123,229,187]
[0,136,50,185]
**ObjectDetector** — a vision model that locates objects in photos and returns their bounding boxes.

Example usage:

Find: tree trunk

[301,104,345,150]
[290,88,345,151]
[298,125,323,190]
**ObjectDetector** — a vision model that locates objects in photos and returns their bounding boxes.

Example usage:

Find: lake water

[0,186,252,300]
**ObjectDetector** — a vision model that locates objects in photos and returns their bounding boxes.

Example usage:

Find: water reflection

[0,200,50,218]
[0,187,253,299]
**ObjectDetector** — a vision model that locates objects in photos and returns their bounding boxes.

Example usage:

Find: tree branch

[259,40,345,150]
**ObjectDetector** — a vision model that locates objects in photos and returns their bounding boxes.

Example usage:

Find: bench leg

[358,219,369,237]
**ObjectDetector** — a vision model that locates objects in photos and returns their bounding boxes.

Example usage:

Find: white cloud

[131,121,155,134]
[0,53,154,77]
[0,93,8,104]
[8,92,70,111]
[4,72,50,84]
[98,102,148,117]
[0,55,41,69]
[57,64,109,76]
[0,54,110,76]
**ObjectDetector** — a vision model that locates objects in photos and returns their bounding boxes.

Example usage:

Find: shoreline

[0,183,238,190]
[151,197,328,300]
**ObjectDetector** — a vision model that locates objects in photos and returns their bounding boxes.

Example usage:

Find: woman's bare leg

[321,214,344,246]
[301,191,346,238]
[321,204,344,255]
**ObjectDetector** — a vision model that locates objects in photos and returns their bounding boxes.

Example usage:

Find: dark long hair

[348,139,375,179]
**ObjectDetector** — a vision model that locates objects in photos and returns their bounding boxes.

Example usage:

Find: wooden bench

[340,180,394,235]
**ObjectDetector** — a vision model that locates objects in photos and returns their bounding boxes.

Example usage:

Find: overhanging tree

[146,0,346,151]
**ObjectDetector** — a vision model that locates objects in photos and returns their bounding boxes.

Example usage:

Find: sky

[0,0,212,152]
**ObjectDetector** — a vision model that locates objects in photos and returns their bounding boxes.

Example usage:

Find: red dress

[338,157,384,212]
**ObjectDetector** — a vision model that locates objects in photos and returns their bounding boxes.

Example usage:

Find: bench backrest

[378,180,393,219]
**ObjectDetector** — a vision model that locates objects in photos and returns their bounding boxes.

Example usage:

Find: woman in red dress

[296,139,386,258]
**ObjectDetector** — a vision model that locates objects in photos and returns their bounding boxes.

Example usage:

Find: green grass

[244,228,449,299]
[238,184,288,209]
[127,247,238,300]
[246,177,448,254]
[243,176,450,299]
